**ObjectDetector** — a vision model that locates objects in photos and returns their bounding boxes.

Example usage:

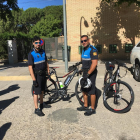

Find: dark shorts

[81,69,97,95]
[33,73,46,95]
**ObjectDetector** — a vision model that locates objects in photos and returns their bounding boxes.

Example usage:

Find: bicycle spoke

[105,82,132,111]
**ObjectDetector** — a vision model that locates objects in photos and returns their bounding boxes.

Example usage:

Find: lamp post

[80,16,89,45]
[63,0,68,72]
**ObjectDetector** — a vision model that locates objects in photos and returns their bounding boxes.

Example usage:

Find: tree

[42,6,63,28]
[102,0,140,6]
[19,8,44,33]
[0,9,23,33]
[0,0,19,21]
[30,15,62,37]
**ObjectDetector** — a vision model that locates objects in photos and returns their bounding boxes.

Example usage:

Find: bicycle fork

[113,82,122,104]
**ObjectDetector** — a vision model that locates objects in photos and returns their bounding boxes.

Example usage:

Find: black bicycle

[103,60,134,113]
[31,62,83,103]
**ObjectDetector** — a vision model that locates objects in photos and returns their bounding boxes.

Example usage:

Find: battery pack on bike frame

[64,75,72,86]
[105,61,115,71]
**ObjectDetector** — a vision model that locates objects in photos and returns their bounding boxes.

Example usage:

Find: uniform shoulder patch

[93,52,97,56]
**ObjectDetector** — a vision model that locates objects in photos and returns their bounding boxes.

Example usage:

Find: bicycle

[31,62,82,103]
[103,60,134,113]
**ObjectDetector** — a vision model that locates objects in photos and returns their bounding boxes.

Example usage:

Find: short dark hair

[32,36,41,42]
[81,35,89,39]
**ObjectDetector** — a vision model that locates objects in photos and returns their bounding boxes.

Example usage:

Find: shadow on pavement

[119,134,136,140]
[95,87,102,109]
[0,122,12,140]
[62,87,102,109]
[0,62,28,71]
[0,84,20,96]
[0,96,19,115]
[0,60,61,71]
[128,66,134,76]
[48,60,60,65]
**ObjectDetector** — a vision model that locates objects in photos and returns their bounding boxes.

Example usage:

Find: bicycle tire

[31,85,34,96]
[45,78,58,103]
[75,81,91,106]
[103,80,134,113]
[31,78,57,97]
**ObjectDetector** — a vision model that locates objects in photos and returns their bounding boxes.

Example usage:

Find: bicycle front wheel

[103,81,134,113]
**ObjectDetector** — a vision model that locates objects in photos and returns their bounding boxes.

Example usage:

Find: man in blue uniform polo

[28,36,50,116]
[77,35,98,116]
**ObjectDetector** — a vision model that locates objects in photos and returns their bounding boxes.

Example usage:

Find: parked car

[130,41,140,82]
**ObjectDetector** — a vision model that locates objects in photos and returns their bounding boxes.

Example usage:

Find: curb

[0,76,32,81]
[0,74,133,81]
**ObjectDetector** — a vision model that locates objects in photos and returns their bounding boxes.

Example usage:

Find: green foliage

[0,5,63,36]
[0,0,19,21]
[30,15,62,37]
[0,32,33,59]
[0,9,23,33]
[43,6,63,22]
[0,5,63,59]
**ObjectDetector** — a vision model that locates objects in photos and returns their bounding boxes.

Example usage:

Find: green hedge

[0,32,33,59]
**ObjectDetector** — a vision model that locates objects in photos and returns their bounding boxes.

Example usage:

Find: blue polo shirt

[28,48,47,71]
[81,45,98,69]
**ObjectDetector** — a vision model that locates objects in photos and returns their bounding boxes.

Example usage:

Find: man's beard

[35,46,40,50]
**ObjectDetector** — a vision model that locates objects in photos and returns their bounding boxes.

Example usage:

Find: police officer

[28,36,50,116]
[77,35,98,116]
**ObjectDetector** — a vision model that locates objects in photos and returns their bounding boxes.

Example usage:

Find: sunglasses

[81,40,87,43]
[35,42,41,45]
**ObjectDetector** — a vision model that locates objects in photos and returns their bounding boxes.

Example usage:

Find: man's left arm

[88,59,98,75]
[88,49,98,75]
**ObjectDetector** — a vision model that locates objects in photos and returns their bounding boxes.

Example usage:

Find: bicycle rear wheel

[31,78,57,96]
[104,71,112,86]
[75,81,91,106]
[103,81,134,113]
[45,78,57,94]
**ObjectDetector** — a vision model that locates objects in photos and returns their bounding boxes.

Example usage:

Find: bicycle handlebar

[68,61,82,72]
[115,60,128,69]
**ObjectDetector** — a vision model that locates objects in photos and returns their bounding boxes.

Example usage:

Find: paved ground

[0,60,140,140]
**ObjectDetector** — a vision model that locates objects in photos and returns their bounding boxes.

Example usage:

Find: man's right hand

[33,80,38,87]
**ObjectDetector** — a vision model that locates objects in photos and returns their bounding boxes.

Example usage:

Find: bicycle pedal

[64,94,68,98]
[62,94,70,101]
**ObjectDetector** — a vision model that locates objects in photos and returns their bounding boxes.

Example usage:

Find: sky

[17,0,63,10]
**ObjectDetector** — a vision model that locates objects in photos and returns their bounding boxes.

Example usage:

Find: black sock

[40,103,43,110]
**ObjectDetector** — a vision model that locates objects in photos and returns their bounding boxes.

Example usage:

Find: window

[125,44,133,53]
[78,46,84,54]
[95,45,102,54]
[109,44,117,53]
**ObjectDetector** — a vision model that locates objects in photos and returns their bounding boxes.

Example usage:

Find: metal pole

[63,0,68,73]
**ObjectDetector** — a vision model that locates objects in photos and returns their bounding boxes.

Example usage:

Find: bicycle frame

[49,62,82,92]
[105,61,128,104]
[106,63,127,84]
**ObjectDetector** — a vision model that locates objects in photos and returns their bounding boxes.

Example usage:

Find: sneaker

[34,108,45,116]
[77,106,88,111]
[84,108,96,116]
